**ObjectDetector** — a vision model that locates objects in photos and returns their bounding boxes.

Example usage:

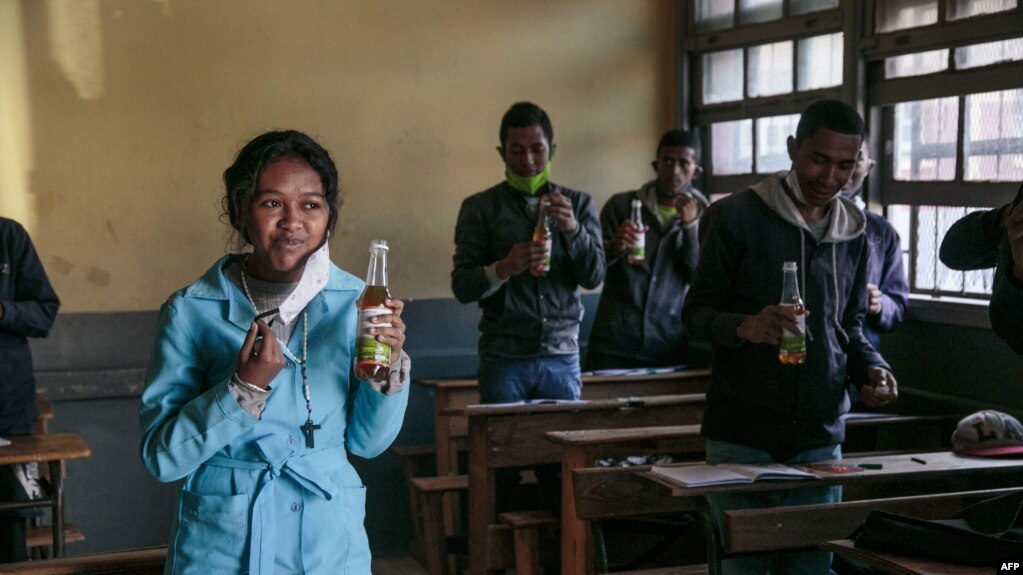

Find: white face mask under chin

[277,240,330,326]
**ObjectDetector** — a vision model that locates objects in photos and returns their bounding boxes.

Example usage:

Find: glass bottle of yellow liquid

[779,260,806,364]
[627,198,646,265]
[531,198,552,277]
[355,239,392,381]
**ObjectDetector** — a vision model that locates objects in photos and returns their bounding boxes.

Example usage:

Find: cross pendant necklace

[241,262,318,449]
[298,361,319,449]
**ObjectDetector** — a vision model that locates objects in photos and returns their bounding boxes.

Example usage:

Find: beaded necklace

[240,263,321,448]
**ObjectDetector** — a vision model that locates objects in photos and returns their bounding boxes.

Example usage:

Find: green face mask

[505,161,551,196]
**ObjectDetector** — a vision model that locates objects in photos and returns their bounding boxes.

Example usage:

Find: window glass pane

[798,33,843,90]
[748,41,793,97]
[964,88,1023,181]
[696,0,735,32]
[712,120,754,175]
[703,49,744,104]
[910,206,993,296]
[886,205,913,287]
[955,37,1023,69]
[876,0,938,33]
[884,49,949,78]
[739,0,783,24]
[791,0,839,14]
[756,114,800,173]
[947,0,1018,20]
[893,97,959,181]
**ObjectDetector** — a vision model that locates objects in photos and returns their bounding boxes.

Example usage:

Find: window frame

[679,0,1023,315]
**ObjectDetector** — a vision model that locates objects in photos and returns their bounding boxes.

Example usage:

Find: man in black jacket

[451,102,605,403]
[586,129,708,371]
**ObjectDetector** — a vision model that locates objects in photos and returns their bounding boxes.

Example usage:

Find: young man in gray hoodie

[683,100,898,574]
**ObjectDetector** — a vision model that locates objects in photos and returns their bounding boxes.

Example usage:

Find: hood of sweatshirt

[750,170,865,244]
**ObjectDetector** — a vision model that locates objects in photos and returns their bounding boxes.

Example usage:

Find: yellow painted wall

[3,0,675,312]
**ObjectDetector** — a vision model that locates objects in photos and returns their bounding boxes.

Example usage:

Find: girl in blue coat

[140,130,410,574]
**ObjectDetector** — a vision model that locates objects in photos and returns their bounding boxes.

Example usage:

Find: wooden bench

[390,443,439,564]
[25,523,85,551]
[721,488,1022,556]
[0,546,167,575]
[410,474,469,575]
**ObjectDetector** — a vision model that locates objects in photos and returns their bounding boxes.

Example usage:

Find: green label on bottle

[358,336,392,364]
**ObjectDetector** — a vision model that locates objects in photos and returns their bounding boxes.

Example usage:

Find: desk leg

[48,460,65,558]
[695,499,721,575]
[561,447,593,575]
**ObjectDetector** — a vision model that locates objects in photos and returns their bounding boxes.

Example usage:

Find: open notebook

[650,463,819,487]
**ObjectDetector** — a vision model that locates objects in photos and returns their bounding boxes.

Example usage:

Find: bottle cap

[783,261,797,271]
[369,239,389,252]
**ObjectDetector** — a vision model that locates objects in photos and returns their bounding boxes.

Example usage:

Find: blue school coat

[139,255,409,574]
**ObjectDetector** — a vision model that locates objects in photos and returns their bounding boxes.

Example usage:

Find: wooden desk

[415,368,711,476]
[822,539,989,575]
[644,451,1023,497]
[0,434,92,558]
[547,413,960,575]
[639,452,1023,575]
[546,425,704,575]
[466,394,705,575]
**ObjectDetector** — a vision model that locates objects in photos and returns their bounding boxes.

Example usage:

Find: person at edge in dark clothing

[939,178,1023,354]
[839,140,909,409]
[0,216,60,563]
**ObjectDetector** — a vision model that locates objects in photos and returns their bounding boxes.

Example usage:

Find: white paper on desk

[650,463,819,487]
[467,399,590,409]
[583,364,688,377]
[0,437,10,447]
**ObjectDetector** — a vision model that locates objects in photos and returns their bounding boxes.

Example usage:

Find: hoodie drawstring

[799,231,813,343]
[832,244,849,344]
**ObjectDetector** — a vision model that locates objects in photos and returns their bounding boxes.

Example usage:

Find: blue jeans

[705,439,842,575]
[477,354,582,404]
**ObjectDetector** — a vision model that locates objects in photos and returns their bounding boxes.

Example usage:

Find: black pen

[254,308,280,327]
[911,457,927,464]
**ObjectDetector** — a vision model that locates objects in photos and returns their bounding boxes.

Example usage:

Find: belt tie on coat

[205,435,349,574]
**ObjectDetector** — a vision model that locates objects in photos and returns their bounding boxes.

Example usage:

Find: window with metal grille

[682,0,1023,302]
[867,0,1023,299]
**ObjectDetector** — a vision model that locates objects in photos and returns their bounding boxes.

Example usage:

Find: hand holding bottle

[541,192,578,234]
[496,241,549,279]
[737,304,803,345]
[363,297,406,366]
[613,220,645,256]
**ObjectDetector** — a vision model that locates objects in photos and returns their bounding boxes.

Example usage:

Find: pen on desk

[911,457,927,464]
[858,463,883,470]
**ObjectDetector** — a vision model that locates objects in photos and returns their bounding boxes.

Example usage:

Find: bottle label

[539,238,552,271]
[357,307,392,365]
[629,235,645,259]
[780,314,806,353]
